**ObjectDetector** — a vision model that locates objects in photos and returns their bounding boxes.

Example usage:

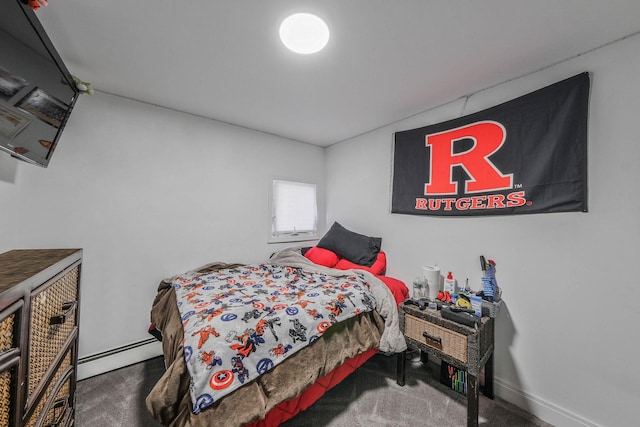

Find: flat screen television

[0,0,79,167]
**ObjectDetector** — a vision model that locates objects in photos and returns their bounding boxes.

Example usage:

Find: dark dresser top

[0,249,81,294]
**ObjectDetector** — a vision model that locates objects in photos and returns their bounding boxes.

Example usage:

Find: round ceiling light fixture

[279,13,330,54]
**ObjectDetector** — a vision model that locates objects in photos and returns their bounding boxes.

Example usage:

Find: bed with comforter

[146,227,408,426]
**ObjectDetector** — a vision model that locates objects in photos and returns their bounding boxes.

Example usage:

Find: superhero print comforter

[173,262,376,414]
[146,246,406,426]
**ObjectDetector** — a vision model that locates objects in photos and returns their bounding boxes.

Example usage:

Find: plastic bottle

[444,271,456,293]
[412,277,426,299]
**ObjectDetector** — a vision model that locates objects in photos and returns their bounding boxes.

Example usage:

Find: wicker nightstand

[397,303,495,427]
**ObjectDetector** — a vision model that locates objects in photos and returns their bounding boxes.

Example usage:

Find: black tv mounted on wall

[0,0,79,168]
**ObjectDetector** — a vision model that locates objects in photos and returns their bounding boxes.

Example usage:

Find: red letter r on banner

[424,121,512,195]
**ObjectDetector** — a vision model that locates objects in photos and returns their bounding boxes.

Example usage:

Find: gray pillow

[317,222,381,267]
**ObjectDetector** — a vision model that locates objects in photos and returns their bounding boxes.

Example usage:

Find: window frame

[268,177,319,244]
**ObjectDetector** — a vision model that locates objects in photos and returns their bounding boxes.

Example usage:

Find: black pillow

[317,222,382,267]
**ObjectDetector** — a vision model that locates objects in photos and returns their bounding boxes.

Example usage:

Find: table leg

[467,373,479,427]
[396,350,406,386]
[483,353,494,399]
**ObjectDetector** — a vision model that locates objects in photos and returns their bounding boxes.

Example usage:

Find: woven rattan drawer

[0,362,17,427]
[0,312,16,354]
[404,314,468,363]
[0,306,19,427]
[24,350,73,427]
[28,267,79,398]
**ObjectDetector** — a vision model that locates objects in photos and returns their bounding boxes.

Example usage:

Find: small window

[270,179,317,242]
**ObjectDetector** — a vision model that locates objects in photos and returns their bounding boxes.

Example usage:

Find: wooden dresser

[0,249,82,427]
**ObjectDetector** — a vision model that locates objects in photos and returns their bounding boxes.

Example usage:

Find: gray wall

[326,33,639,427]
[0,91,326,358]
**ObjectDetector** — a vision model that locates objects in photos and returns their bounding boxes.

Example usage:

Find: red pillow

[377,275,410,306]
[334,251,387,276]
[304,246,340,268]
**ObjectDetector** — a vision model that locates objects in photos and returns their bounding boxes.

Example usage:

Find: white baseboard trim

[77,337,163,381]
[494,377,600,427]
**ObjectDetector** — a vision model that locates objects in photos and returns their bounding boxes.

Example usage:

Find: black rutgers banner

[392,72,590,216]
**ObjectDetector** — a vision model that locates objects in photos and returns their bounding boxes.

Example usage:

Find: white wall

[0,92,326,358]
[326,34,640,427]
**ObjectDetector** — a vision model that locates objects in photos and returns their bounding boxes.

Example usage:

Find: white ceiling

[37,0,640,146]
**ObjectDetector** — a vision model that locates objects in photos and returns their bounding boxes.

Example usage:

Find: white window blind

[272,179,317,237]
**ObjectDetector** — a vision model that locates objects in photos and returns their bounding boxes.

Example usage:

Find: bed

[146,224,408,427]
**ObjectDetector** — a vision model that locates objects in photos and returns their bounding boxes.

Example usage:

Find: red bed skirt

[245,347,379,427]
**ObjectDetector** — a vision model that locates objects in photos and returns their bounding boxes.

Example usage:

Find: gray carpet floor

[76,351,553,426]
